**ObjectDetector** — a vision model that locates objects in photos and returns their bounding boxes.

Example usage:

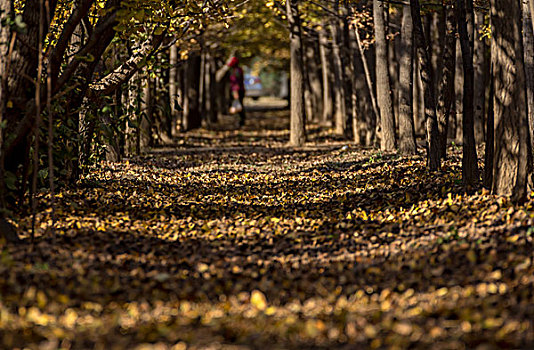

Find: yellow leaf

[251,290,267,310]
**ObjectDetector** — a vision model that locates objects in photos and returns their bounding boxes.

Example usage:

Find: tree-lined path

[2,0,534,348]
[2,110,533,349]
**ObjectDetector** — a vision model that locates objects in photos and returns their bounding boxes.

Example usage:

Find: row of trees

[0,0,276,241]
[285,0,533,201]
[0,0,533,240]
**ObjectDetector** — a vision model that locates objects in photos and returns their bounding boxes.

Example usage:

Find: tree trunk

[523,0,534,155]
[169,45,180,136]
[398,4,417,155]
[287,0,306,146]
[205,51,218,126]
[374,0,396,151]
[413,58,425,135]
[331,12,348,136]
[457,0,480,190]
[473,11,487,145]
[140,73,152,152]
[353,24,380,132]
[484,63,495,188]
[350,21,374,146]
[308,40,323,122]
[183,54,202,131]
[410,0,441,170]
[436,2,456,160]
[319,29,333,126]
[454,39,464,144]
[303,40,315,123]
[431,9,446,96]
[490,0,529,201]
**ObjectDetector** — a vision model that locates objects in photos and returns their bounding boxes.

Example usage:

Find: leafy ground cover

[2,109,534,349]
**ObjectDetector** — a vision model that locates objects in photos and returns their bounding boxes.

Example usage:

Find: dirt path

[2,108,534,349]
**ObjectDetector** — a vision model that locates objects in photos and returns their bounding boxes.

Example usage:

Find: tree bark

[169,45,180,136]
[353,24,380,130]
[331,9,348,136]
[319,29,333,126]
[457,0,480,190]
[484,63,494,189]
[411,0,441,170]
[436,2,456,159]
[398,4,417,155]
[287,0,306,146]
[523,0,534,155]
[473,11,487,145]
[374,0,396,151]
[454,39,464,144]
[490,0,529,201]
[183,54,202,131]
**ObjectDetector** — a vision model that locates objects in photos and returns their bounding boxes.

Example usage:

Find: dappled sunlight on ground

[2,111,534,349]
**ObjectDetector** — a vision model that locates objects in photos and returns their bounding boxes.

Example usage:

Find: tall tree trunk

[350,21,374,146]
[490,0,529,201]
[454,39,464,144]
[331,9,348,136]
[374,0,396,151]
[410,0,441,170]
[413,58,425,135]
[523,0,534,154]
[431,9,446,96]
[457,0,479,189]
[473,11,487,145]
[183,54,202,131]
[436,2,457,159]
[308,40,323,122]
[140,72,152,152]
[287,0,306,146]
[205,51,217,126]
[125,73,139,157]
[484,63,494,188]
[169,45,180,136]
[303,40,315,123]
[319,29,333,126]
[398,4,417,155]
[353,24,380,131]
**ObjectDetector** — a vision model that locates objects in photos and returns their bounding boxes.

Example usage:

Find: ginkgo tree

[0,0,239,239]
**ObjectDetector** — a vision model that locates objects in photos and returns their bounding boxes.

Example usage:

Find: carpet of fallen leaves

[2,109,534,350]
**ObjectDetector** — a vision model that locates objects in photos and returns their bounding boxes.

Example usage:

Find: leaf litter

[1,111,534,349]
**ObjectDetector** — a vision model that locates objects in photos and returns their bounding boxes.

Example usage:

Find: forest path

[3,106,534,349]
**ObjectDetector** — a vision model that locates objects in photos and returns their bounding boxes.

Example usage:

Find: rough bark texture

[287,0,306,146]
[457,0,480,189]
[374,0,396,151]
[523,0,534,155]
[454,39,464,144]
[398,4,417,155]
[473,11,487,145]
[484,64,495,189]
[436,3,456,159]
[90,34,164,95]
[491,0,529,201]
[431,9,446,96]
[410,0,441,170]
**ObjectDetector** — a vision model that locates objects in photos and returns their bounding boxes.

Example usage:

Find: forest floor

[2,104,534,349]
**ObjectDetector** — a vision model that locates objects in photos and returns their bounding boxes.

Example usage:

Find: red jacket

[229,67,245,93]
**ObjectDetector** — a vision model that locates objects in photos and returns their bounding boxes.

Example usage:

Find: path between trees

[2,109,534,349]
